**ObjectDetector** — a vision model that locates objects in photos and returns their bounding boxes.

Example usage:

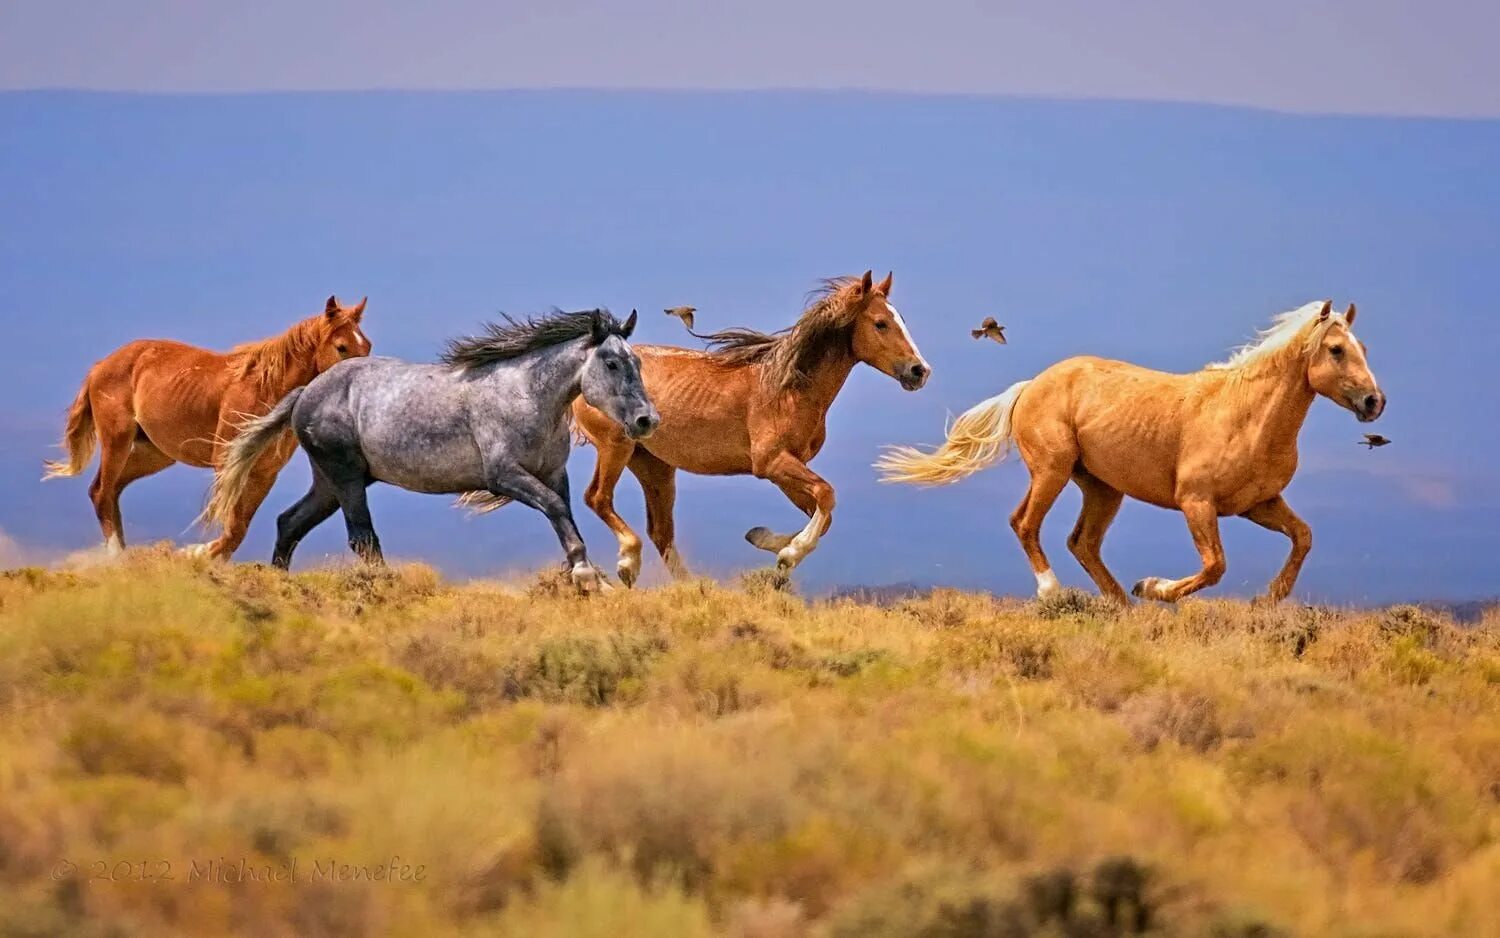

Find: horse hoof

[747,526,795,554]
[571,563,602,593]
[180,543,214,559]
[1131,577,1158,600]
[617,555,640,588]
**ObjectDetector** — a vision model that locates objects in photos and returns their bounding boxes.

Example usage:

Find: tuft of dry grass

[0,550,1495,936]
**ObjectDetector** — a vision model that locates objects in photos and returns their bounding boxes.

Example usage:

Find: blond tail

[875,380,1032,486]
[200,388,303,531]
[41,383,96,479]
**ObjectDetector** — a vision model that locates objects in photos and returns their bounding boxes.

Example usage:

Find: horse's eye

[336,343,349,354]
[606,360,619,372]
[874,321,889,331]
[1330,345,1344,358]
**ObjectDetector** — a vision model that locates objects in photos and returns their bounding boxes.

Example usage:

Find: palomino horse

[877,301,1384,604]
[565,271,930,585]
[43,296,371,559]
[207,309,655,590]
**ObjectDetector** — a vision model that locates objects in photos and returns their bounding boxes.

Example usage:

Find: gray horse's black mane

[441,308,624,371]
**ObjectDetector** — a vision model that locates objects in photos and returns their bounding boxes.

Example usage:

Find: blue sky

[2,89,1495,602]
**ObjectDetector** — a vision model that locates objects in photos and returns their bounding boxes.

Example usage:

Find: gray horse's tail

[201,388,304,531]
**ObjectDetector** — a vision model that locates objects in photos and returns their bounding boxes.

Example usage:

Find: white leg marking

[1034,568,1061,598]
[775,507,828,572]
[617,546,642,587]
[180,542,214,558]
[105,534,124,558]
[571,561,601,592]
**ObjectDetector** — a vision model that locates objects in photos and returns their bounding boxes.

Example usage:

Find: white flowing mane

[1206,300,1347,371]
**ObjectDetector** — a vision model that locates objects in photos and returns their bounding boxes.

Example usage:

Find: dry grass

[0,547,1496,937]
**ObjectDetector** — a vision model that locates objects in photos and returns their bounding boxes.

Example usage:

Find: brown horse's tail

[200,388,303,532]
[875,380,1032,486]
[41,382,96,480]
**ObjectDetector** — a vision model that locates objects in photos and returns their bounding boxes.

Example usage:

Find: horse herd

[43,271,1384,602]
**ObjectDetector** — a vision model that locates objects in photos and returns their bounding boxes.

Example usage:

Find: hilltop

[0,549,1496,936]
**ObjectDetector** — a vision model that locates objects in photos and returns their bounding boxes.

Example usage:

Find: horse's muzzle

[897,361,930,391]
[627,409,660,440]
[1353,389,1386,422]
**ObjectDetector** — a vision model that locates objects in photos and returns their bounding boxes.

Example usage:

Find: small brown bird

[664,306,696,331]
[971,317,1007,344]
[1360,434,1391,449]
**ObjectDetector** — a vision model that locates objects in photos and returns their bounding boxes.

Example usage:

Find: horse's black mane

[441,308,624,371]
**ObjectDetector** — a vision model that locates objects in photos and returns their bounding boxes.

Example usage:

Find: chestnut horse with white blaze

[539,271,929,584]
[42,296,371,559]
[877,301,1384,604]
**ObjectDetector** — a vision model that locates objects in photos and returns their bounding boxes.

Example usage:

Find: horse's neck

[1219,355,1317,449]
[518,342,589,426]
[793,347,858,421]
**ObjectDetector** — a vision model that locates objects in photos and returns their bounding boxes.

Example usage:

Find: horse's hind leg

[87,410,144,556]
[629,449,687,578]
[1067,472,1129,604]
[584,438,645,586]
[333,479,383,565]
[272,468,340,569]
[1240,495,1310,604]
[1010,452,1072,598]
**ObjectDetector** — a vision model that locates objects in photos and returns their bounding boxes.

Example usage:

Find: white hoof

[180,542,214,559]
[571,562,602,592]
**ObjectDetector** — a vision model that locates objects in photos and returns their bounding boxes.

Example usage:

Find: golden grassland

[0,548,1496,938]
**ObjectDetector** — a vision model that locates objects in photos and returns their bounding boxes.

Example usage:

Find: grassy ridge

[0,550,1496,937]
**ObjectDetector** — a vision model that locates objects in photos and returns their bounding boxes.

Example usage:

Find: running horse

[42,296,371,558]
[539,270,930,585]
[877,301,1384,604]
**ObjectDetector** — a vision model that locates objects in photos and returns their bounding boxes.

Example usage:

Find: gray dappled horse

[205,309,657,590]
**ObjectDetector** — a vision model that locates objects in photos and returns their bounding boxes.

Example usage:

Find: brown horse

[555,270,930,585]
[43,296,371,559]
[877,300,1385,605]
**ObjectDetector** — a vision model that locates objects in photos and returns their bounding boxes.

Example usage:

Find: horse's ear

[1343,302,1357,326]
[590,311,610,344]
[1317,300,1333,322]
[876,271,893,296]
[855,270,873,296]
[621,309,638,338]
[325,295,340,318]
[350,297,367,321]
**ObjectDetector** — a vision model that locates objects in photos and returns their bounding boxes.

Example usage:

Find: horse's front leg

[746,448,835,576]
[485,465,601,591]
[1241,495,1311,604]
[1132,498,1226,602]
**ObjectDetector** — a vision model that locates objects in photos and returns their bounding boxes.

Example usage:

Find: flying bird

[1360,434,1391,449]
[971,317,1007,344]
[664,306,697,331]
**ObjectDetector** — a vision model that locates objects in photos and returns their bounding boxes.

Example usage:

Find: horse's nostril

[1364,394,1379,411]
[910,364,927,379]
[634,414,655,433]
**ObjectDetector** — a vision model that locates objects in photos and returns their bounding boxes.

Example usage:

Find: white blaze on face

[352,328,371,353]
[886,303,930,372]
